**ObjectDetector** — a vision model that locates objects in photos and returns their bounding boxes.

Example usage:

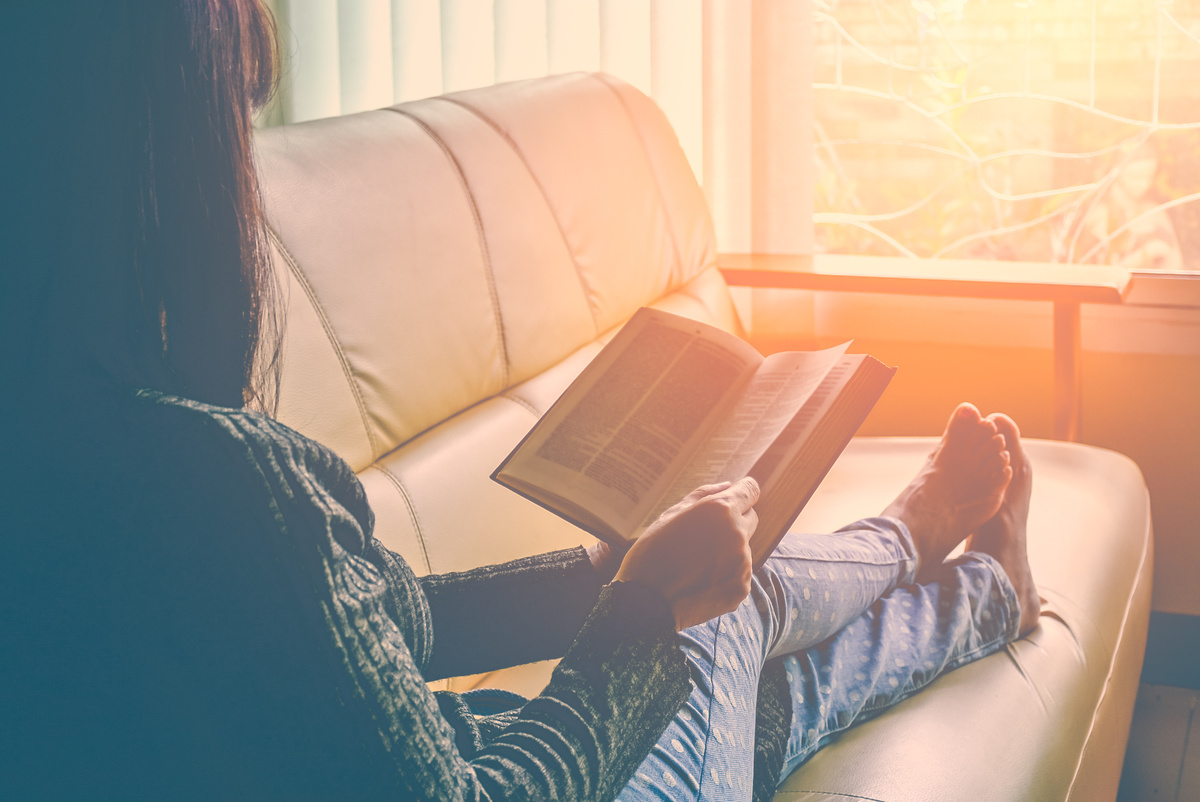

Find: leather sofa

[255,72,1153,801]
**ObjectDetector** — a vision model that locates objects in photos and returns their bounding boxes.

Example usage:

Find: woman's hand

[613,477,760,631]
[586,540,625,585]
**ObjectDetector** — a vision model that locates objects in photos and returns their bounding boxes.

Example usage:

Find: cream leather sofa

[255,73,1153,802]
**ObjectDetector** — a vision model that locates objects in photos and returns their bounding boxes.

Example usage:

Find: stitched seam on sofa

[1062,497,1153,802]
[498,391,540,417]
[369,463,433,576]
[593,73,690,292]
[436,95,601,338]
[266,227,380,458]
[385,107,512,389]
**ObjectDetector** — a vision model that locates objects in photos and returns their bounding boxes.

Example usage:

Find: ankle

[879,514,923,583]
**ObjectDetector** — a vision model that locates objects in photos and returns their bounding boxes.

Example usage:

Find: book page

[637,343,849,531]
[746,355,895,566]
[496,308,761,537]
[748,356,859,490]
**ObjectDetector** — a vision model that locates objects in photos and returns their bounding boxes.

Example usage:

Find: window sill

[719,253,1200,439]
[718,252,1133,304]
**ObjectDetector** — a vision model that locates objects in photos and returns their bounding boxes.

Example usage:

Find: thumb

[723,476,761,511]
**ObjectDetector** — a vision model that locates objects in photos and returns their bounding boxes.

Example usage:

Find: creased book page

[639,343,849,530]
[515,310,760,531]
[748,358,856,490]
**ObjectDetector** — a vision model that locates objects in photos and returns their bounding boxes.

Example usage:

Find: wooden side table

[718,253,1133,441]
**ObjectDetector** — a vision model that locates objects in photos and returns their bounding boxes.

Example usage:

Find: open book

[492,307,896,568]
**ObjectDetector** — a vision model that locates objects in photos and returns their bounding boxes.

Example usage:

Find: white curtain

[262,0,812,254]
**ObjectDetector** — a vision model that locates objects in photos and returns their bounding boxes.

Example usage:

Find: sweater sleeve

[406,582,692,800]
[414,547,604,680]
[165,397,692,801]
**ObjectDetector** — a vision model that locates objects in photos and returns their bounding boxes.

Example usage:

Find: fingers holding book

[613,477,761,631]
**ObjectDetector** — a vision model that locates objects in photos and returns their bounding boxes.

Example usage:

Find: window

[258,0,815,255]
[813,0,1200,272]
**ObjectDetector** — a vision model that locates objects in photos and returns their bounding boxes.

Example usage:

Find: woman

[1,2,1038,799]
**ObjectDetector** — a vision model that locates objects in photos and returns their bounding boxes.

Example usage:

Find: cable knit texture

[160,391,699,799]
[5,388,706,800]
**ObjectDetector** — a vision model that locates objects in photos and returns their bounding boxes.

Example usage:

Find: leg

[776,411,1041,783]
[617,517,924,800]
[733,402,1021,668]
[882,402,1013,579]
[616,545,1023,800]
[775,552,1020,780]
[616,405,1035,799]
[967,413,1041,634]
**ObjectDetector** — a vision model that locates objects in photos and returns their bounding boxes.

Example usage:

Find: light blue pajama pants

[617,517,1022,800]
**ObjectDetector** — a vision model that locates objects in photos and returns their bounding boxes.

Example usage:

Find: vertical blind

[261,0,812,254]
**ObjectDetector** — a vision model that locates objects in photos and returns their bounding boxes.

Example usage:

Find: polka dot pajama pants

[617,516,1022,801]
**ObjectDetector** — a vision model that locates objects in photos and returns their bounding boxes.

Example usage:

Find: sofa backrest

[256,73,742,574]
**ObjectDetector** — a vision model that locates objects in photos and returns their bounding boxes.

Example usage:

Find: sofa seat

[455,437,1151,801]
[775,438,1151,801]
[255,72,1152,801]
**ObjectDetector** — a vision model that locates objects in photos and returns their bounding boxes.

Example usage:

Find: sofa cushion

[258,73,734,478]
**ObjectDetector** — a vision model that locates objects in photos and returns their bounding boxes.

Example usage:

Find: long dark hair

[130,0,282,410]
[4,0,281,413]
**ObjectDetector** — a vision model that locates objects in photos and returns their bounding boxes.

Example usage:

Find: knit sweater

[3,389,788,799]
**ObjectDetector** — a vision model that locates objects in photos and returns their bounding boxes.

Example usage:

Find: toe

[984,448,1011,475]
[986,414,1024,457]
[947,402,982,434]
[987,414,1030,493]
[972,432,1008,460]
[943,403,986,452]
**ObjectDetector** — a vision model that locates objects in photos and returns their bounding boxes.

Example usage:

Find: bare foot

[966,414,1040,636]
[882,403,1013,577]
